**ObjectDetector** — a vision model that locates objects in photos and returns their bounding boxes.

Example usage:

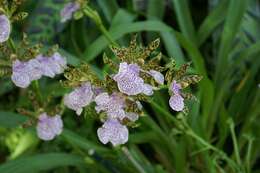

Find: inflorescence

[0,0,202,146]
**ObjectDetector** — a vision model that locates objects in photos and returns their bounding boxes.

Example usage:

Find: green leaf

[0,153,85,173]
[161,32,185,65]
[83,20,173,62]
[0,112,27,128]
[145,0,185,65]
[97,0,118,22]
[110,8,136,27]
[61,129,108,153]
[197,0,229,46]
[171,0,197,44]
[9,131,39,159]
[147,0,165,20]
[215,0,250,84]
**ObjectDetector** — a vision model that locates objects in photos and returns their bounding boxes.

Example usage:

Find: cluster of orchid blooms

[0,0,201,146]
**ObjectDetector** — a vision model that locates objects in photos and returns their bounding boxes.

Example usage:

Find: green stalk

[83,6,118,46]
[245,137,254,173]
[185,128,238,172]
[8,38,16,53]
[32,80,43,104]
[228,119,241,165]
[121,147,147,173]
[150,100,240,172]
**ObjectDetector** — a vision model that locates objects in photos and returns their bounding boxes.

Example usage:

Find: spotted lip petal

[64,82,94,115]
[11,72,30,88]
[113,62,155,96]
[27,59,43,80]
[95,92,126,120]
[50,52,67,74]
[169,94,184,112]
[11,60,31,88]
[36,53,67,78]
[97,119,129,146]
[0,15,11,43]
[36,113,63,141]
[60,2,80,23]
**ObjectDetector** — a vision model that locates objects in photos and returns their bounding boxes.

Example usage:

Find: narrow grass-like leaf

[147,0,165,19]
[0,153,85,173]
[161,32,185,65]
[110,9,136,27]
[83,21,173,62]
[97,0,118,23]
[197,0,229,46]
[61,129,108,153]
[171,0,197,44]
[215,0,250,84]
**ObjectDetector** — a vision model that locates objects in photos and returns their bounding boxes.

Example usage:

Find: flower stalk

[83,6,118,46]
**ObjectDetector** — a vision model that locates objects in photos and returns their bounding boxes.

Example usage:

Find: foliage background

[0,0,259,172]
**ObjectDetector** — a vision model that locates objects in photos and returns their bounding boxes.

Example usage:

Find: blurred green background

[0,0,259,172]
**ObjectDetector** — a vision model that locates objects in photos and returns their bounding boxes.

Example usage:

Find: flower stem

[32,80,43,104]
[228,119,242,165]
[83,6,118,46]
[121,146,147,173]
[8,38,16,53]
[245,137,254,173]
[149,100,241,172]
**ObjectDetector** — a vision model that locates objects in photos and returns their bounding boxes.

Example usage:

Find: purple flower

[95,92,126,120]
[169,80,184,111]
[51,52,67,73]
[11,60,31,88]
[97,119,129,146]
[148,70,164,85]
[169,94,184,112]
[0,15,11,43]
[170,80,181,95]
[36,55,55,77]
[36,53,67,78]
[60,2,80,23]
[142,84,154,96]
[113,62,154,96]
[27,59,43,80]
[36,113,63,141]
[64,82,94,115]
[11,59,42,88]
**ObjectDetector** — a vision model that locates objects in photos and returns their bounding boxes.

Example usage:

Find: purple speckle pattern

[60,2,80,23]
[11,60,31,88]
[170,80,181,95]
[169,80,184,111]
[11,52,67,88]
[0,15,10,43]
[142,84,154,96]
[113,62,155,96]
[36,52,67,78]
[97,119,129,146]
[36,113,63,141]
[95,92,126,120]
[169,94,184,112]
[64,82,94,115]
